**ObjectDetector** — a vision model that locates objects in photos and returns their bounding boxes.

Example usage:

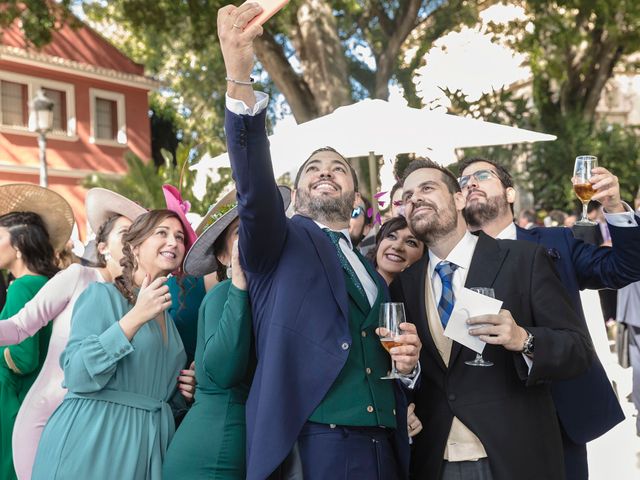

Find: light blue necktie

[435,261,458,327]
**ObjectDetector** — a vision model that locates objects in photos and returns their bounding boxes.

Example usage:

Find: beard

[407,200,458,246]
[294,187,355,224]
[463,190,510,229]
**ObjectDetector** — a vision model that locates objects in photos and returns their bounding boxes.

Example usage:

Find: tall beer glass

[573,155,598,226]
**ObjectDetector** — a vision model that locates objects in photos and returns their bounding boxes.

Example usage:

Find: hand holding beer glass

[572,155,598,226]
[378,302,407,379]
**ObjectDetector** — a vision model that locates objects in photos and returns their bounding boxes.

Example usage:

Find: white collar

[313,220,354,250]
[427,230,478,279]
[496,222,517,240]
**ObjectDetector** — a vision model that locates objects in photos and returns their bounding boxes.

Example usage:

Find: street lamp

[29,89,54,187]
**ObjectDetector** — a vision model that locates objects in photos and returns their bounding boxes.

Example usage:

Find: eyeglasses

[351,206,365,218]
[457,169,499,189]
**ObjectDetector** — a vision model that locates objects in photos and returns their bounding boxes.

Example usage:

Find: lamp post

[29,89,54,187]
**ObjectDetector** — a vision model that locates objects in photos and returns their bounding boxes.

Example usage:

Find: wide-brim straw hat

[85,188,148,234]
[184,186,291,277]
[0,183,74,251]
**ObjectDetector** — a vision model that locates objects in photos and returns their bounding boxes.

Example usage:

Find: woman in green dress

[163,186,290,479]
[32,208,196,479]
[0,184,74,480]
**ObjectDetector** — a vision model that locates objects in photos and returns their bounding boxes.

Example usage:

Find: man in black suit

[458,157,640,480]
[391,158,593,480]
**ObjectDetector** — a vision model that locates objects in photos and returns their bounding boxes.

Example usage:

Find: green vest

[308,252,397,428]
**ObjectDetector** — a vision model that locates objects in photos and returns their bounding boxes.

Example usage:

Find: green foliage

[455,0,640,210]
[82,144,232,216]
[79,1,482,147]
[528,121,640,211]
[0,0,76,48]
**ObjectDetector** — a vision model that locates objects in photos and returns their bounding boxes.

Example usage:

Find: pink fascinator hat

[162,184,198,252]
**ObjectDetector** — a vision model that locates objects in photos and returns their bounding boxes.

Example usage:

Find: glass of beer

[573,155,598,226]
[378,302,406,379]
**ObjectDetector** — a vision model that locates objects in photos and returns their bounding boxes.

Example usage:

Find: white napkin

[443,288,503,354]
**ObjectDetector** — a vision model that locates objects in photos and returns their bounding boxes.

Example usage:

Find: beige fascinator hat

[85,188,147,233]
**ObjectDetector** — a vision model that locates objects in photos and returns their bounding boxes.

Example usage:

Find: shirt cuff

[604,202,638,227]
[398,362,421,389]
[99,322,134,361]
[522,353,533,374]
[225,91,269,116]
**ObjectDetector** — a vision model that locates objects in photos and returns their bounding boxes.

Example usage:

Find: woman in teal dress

[32,208,197,479]
[0,184,73,480]
[163,186,291,479]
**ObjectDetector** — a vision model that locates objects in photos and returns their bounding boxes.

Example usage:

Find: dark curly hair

[114,209,183,305]
[0,211,59,278]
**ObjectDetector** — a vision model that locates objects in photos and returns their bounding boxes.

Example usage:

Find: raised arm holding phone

[218,4,420,479]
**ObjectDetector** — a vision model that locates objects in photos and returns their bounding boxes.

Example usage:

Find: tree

[83,143,233,215]
[0,0,75,48]
[511,0,640,210]
[74,1,490,143]
[446,0,640,211]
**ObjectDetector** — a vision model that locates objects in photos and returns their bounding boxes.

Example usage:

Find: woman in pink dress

[0,189,146,480]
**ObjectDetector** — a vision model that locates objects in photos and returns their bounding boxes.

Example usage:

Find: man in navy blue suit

[457,157,640,480]
[217,4,421,479]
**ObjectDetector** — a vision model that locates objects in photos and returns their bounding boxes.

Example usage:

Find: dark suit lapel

[345,271,370,315]
[449,232,509,367]
[292,215,350,321]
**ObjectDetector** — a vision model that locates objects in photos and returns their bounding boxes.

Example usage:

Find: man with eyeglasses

[457,157,640,480]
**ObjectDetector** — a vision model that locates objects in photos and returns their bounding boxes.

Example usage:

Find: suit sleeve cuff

[604,202,637,227]
[225,91,269,116]
[398,362,421,389]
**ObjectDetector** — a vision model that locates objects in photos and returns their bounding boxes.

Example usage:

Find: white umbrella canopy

[192,98,556,179]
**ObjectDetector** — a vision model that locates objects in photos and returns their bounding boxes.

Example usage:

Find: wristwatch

[522,330,535,356]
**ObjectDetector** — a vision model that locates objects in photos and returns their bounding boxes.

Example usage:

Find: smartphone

[245,0,290,28]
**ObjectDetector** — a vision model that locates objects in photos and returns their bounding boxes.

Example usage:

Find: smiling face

[459,161,514,229]
[402,168,465,246]
[133,216,186,278]
[375,226,424,280]
[293,150,356,224]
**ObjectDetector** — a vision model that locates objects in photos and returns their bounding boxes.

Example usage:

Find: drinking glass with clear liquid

[378,302,407,379]
[572,155,598,226]
[465,287,495,367]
